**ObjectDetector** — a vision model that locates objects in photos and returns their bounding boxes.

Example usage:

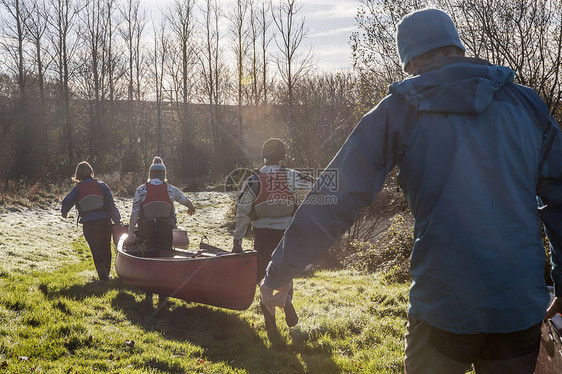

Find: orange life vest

[141,183,173,219]
[77,180,105,215]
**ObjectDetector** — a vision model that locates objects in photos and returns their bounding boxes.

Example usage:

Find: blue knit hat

[397,8,465,70]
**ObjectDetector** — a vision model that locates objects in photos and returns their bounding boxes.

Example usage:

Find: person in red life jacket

[61,161,122,281]
[126,157,195,250]
[233,138,313,329]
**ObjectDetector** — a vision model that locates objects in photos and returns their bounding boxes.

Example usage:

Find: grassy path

[0,193,408,373]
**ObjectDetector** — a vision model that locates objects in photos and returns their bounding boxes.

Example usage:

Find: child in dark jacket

[61,161,121,280]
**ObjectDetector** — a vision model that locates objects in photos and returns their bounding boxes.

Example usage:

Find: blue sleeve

[100,182,121,223]
[265,99,403,288]
[537,119,562,297]
[61,186,79,216]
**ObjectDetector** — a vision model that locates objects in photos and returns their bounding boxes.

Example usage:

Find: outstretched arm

[170,186,195,215]
[184,198,195,215]
[61,186,79,218]
[232,179,255,252]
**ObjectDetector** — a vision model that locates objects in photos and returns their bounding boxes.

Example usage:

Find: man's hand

[188,206,195,216]
[259,280,292,318]
[545,296,562,319]
[62,213,67,218]
[232,238,243,253]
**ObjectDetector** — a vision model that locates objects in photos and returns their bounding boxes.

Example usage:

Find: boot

[260,302,277,331]
[284,301,298,328]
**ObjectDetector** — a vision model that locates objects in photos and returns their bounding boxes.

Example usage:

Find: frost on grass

[0,192,236,274]
[173,191,235,250]
[0,205,82,274]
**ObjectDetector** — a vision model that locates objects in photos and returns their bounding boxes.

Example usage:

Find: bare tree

[47,0,82,164]
[78,0,114,161]
[272,0,313,159]
[167,0,199,176]
[0,0,36,178]
[248,0,259,107]
[351,0,422,109]
[106,0,118,103]
[22,0,51,101]
[167,0,197,108]
[295,71,358,167]
[150,16,170,156]
[119,0,146,102]
[258,0,274,106]
[200,0,224,150]
[0,0,29,97]
[230,0,249,137]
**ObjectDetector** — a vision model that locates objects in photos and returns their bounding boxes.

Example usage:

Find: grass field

[0,192,409,373]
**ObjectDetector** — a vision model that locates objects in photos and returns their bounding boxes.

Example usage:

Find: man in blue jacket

[260,8,562,374]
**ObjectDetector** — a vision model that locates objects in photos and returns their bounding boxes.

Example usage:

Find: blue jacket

[61,178,121,224]
[265,57,562,334]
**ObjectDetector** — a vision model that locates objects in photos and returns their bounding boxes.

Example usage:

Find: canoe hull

[115,236,258,310]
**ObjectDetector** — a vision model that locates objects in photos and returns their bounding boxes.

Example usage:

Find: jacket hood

[389,57,515,114]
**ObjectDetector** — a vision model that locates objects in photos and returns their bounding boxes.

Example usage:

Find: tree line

[1,0,561,191]
[0,0,358,188]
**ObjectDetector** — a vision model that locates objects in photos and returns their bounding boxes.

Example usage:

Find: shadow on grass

[39,272,339,374]
[40,277,338,373]
[111,291,330,374]
[38,276,128,300]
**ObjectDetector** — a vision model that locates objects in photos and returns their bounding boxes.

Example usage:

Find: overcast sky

[142,0,362,71]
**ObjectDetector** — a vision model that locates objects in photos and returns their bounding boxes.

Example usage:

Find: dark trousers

[136,217,174,249]
[254,228,284,282]
[253,228,293,300]
[405,313,541,374]
[82,218,112,280]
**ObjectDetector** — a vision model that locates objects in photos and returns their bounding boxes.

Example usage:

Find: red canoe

[115,235,258,310]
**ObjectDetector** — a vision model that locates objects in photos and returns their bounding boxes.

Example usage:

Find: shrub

[317,172,409,271]
[0,179,64,209]
[101,171,145,197]
[343,215,413,283]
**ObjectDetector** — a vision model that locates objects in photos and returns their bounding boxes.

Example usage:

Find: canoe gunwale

[117,244,258,263]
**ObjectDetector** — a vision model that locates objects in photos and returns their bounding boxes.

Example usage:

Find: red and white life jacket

[77,180,105,215]
[253,170,297,219]
[141,183,173,219]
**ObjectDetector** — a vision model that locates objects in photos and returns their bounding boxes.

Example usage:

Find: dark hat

[262,138,286,162]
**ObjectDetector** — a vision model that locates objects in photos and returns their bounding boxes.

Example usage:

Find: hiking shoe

[284,302,299,328]
[260,302,277,331]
